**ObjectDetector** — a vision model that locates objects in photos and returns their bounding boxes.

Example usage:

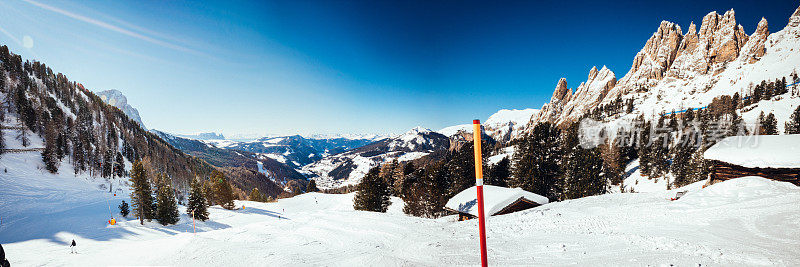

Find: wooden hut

[444,185,549,221]
[704,135,800,186]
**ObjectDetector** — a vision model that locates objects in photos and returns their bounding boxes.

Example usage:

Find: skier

[1,243,10,267]
[69,240,77,254]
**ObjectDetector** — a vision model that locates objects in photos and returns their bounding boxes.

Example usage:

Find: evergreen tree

[187,178,209,221]
[637,118,653,175]
[118,200,129,217]
[785,105,800,134]
[114,152,125,177]
[761,112,778,135]
[446,141,488,196]
[648,117,670,177]
[562,144,605,200]
[353,167,391,212]
[42,122,59,173]
[155,175,180,225]
[249,188,266,202]
[212,170,236,210]
[600,141,624,185]
[0,127,4,158]
[306,179,318,193]
[511,122,561,200]
[129,160,154,225]
[202,179,216,206]
[403,161,448,217]
[486,157,510,187]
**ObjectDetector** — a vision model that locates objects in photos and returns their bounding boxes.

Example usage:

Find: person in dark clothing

[1,243,10,267]
[70,240,77,254]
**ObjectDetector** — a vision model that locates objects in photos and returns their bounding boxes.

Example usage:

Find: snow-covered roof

[445,185,549,217]
[704,135,800,168]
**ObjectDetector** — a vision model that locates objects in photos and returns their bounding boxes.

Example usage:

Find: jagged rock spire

[789,4,800,27]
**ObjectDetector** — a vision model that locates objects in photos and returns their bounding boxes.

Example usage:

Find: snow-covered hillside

[439,108,539,142]
[4,153,800,267]
[304,127,450,189]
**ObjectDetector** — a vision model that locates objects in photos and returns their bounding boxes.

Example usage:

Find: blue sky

[0,0,796,136]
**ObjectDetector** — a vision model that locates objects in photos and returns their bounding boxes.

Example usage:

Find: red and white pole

[473,119,488,267]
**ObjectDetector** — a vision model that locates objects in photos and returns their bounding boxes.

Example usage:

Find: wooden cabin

[444,185,549,221]
[704,135,800,186]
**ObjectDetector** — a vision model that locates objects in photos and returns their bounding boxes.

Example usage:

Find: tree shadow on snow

[236,207,290,220]
[0,200,140,245]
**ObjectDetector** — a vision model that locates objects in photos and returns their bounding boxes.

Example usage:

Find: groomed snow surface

[3,144,800,267]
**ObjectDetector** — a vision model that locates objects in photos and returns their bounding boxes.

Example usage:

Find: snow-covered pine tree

[212,170,236,210]
[353,167,391,212]
[187,178,209,221]
[130,160,155,225]
[155,175,180,225]
[119,200,130,217]
[786,105,800,134]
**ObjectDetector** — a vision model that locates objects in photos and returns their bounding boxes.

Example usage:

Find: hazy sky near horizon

[0,0,796,136]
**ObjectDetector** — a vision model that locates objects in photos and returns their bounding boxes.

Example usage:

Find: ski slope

[2,145,800,267]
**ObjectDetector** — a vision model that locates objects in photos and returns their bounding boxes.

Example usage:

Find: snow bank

[704,134,800,168]
[445,185,549,217]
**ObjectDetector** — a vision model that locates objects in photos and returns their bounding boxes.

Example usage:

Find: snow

[4,148,800,267]
[395,151,429,162]
[437,124,471,137]
[488,146,514,165]
[704,134,800,168]
[445,185,549,217]
[484,108,539,128]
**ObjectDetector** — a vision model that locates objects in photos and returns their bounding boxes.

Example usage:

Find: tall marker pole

[473,119,488,267]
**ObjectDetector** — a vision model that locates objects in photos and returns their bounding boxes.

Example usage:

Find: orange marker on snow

[473,119,488,267]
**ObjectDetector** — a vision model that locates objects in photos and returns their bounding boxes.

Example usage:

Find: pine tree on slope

[119,200,130,217]
[155,175,180,225]
[511,122,561,200]
[130,160,154,225]
[249,188,265,202]
[42,122,59,173]
[353,167,391,212]
[786,105,800,134]
[212,170,236,210]
[761,112,779,135]
[486,157,510,187]
[187,178,209,221]
[306,179,318,193]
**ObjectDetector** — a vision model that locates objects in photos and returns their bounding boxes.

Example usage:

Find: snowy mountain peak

[97,89,146,130]
[405,126,431,135]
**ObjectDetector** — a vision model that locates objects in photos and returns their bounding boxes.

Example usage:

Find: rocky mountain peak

[97,89,146,130]
[740,17,769,63]
[789,5,800,27]
[619,20,683,90]
[550,78,572,103]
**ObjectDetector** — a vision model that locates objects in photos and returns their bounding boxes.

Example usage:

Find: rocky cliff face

[97,89,146,130]
[526,4,800,129]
